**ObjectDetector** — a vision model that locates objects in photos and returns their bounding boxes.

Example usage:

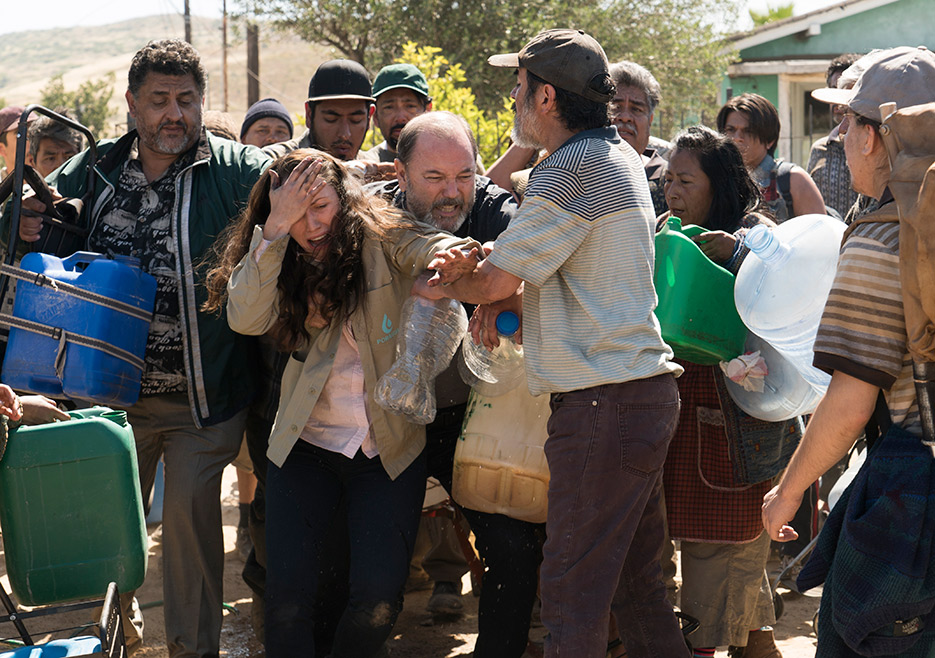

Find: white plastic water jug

[734,214,845,391]
[452,376,550,523]
[723,332,825,422]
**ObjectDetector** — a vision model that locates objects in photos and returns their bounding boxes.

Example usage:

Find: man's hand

[762,484,802,542]
[344,161,396,184]
[762,372,878,542]
[411,271,446,300]
[0,385,22,421]
[426,246,481,287]
[363,162,397,183]
[20,395,69,424]
[19,187,61,243]
[469,286,523,350]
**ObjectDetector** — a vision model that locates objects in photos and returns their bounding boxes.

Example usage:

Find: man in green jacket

[18,39,270,658]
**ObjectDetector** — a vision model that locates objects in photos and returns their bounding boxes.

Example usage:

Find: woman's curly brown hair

[203,148,423,351]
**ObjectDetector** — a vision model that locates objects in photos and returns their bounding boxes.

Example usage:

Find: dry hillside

[0,14,334,137]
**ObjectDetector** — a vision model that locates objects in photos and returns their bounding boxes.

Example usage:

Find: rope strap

[0,313,145,376]
[0,264,152,323]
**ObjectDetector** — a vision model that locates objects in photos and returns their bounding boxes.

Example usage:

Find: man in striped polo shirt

[763,47,935,653]
[418,29,687,658]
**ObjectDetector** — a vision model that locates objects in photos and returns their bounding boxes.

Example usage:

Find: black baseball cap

[307,60,375,103]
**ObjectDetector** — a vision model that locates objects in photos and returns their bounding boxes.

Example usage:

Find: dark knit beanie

[240,98,294,141]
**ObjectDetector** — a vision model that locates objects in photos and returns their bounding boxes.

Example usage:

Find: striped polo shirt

[813,209,921,435]
[487,127,681,396]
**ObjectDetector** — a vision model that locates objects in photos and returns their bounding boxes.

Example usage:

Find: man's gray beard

[137,121,200,156]
[423,208,468,234]
[511,109,543,150]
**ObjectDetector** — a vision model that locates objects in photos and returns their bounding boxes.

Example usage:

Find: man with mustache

[265,59,374,162]
[609,61,670,216]
[368,112,545,656]
[360,63,432,164]
[369,111,515,235]
[489,60,668,213]
[17,39,270,658]
[360,63,485,179]
[419,29,688,657]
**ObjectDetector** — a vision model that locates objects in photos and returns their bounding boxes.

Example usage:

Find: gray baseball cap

[811,46,935,122]
[488,29,615,103]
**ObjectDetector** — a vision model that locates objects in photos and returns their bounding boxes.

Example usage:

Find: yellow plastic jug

[452,379,550,523]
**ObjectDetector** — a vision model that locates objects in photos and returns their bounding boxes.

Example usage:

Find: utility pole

[184,0,192,44]
[222,0,229,111]
[247,21,260,106]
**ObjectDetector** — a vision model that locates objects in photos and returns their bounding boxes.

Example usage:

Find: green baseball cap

[372,64,431,101]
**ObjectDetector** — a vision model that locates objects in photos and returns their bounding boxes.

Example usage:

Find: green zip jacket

[47,130,271,427]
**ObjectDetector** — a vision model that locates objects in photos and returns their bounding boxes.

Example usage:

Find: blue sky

[2,0,845,36]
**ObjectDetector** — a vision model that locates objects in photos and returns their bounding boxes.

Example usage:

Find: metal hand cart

[0,581,126,658]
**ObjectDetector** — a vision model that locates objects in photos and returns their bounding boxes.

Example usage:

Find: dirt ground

[0,465,821,657]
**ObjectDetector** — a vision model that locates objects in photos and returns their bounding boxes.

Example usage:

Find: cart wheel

[773,590,784,620]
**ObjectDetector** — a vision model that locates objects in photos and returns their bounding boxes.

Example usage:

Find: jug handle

[60,252,105,271]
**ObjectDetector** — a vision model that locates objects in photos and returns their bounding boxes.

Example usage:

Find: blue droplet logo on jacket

[378,314,398,345]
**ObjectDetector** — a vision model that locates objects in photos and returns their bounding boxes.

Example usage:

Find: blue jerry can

[2,252,156,406]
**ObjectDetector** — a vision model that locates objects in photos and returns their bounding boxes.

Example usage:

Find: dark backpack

[774,160,842,220]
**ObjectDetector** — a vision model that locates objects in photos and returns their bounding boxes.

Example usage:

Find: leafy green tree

[588,0,741,139]
[750,2,795,26]
[239,0,574,112]
[39,73,115,139]
[242,0,741,139]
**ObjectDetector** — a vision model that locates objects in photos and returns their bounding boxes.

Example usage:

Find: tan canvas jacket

[227,224,478,479]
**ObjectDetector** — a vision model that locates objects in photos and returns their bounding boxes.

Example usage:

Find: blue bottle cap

[495,311,520,336]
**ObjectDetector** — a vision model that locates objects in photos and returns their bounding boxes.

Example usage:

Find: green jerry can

[653,217,748,365]
[0,407,147,605]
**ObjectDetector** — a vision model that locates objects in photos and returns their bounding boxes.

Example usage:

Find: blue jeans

[540,375,688,658]
[264,441,425,658]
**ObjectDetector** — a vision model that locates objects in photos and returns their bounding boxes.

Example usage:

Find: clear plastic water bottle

[374,296,468,424]
[734,214,845,391]
[460,311,525,397]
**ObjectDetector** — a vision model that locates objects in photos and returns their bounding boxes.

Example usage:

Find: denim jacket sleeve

[226,224,290,336]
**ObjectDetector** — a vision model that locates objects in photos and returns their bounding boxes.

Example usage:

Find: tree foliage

[240,0,571,110]
[362,42,514,165]
[749,2,795,26]
[39,73,115,139]
[242,0,742,140]
[586,0,742,138]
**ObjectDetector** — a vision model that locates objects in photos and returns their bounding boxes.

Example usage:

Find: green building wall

[722,74,779,105]
[739,0,935,61]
